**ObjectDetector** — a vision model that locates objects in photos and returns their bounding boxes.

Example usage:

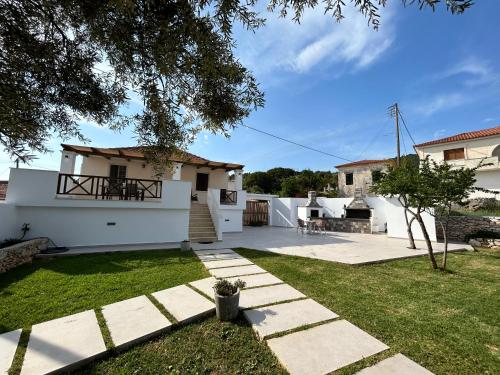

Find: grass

[0,249,208,332]
[76,316,286,375]
[235,247,500,375]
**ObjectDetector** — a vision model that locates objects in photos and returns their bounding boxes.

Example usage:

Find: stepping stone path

[356,353,435,375]
[193,248,434,375]
[102,295,172,350]
[243,299,338,340]
[21,310,106,375]
[4,247,434,375]
[0,329,21,374]
[152,285,215,324]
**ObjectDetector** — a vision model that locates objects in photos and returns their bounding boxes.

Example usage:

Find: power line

[240,124,353,162]
[398,110,417,146]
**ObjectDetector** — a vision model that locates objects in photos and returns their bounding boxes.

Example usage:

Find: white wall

[269,196,437,241]
[0,203,19,240]
[207,188,246,234]
[5,168,192,247]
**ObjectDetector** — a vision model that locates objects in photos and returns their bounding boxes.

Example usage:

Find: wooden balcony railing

[220,189,237,205]
[56,173,162,200]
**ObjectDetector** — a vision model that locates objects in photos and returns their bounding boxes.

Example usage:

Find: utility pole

[389,103,401,166]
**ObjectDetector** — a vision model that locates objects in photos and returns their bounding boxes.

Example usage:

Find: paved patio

[192,227,471,265]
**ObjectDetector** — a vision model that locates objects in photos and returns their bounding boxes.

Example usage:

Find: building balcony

[447,156,500,170]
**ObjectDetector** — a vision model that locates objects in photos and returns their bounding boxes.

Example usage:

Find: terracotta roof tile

[335,159,391,169]
[61,144,244,170]
[414,126,500,148]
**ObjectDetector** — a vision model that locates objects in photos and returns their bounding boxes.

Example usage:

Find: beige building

[335,159,392,197]
[60,144,243,204]
[414,126,500,199]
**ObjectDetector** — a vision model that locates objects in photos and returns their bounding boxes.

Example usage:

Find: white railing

[207,188,223,241]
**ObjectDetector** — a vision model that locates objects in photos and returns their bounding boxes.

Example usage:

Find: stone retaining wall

[0,238,49,273]
[436,216,500,241]
[324,218,372,234]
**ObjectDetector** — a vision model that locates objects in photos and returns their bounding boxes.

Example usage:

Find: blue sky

[1,1,499,179]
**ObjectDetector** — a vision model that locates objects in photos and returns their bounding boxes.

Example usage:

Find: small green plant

[213,279,246,297]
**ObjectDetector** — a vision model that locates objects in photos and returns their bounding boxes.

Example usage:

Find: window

[345,172,353,186]
[493,145,500,159]
[110,165,127,180]
[372,170,383,183]
[196,173,209,191]
[443,148,465,161]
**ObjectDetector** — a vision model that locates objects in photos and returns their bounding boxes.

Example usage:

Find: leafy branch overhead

[0,0,472,160]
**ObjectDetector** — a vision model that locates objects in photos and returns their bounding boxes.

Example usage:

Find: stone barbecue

[298,191,324,220]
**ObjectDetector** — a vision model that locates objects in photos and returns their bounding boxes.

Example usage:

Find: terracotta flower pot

[214,289,240,321]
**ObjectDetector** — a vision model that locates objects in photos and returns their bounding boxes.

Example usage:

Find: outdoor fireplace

[344,189,372,219]
[298,191,323,220]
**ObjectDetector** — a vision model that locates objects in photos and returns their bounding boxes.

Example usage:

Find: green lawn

[236,247,500,375]
[0,250,209,332]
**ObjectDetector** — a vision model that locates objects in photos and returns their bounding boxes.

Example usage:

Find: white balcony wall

[207,188,246,234]
[4,168,191,247]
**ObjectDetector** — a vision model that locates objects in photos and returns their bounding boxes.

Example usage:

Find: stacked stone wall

[0,238,48,273]
[435,216,500,241]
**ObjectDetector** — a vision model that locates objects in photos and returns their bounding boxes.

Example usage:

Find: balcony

[56,173,162,200]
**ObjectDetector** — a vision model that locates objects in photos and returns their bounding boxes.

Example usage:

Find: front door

[195,173,209,203]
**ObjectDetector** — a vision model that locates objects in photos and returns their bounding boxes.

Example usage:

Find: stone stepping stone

[21,310,107,375]
[189,277,217,299]
[356,353,434,375]
[152,285,215,324]
[226,273,283,288]
[197,253,243,261]
[210,264,267,278]
[1,329,21,374]
[244,299,338,340]
[102,295,172,350]
[239,284,306,309]
[194,249,236,256]
[266,320,389,375]
[202,258,253,269]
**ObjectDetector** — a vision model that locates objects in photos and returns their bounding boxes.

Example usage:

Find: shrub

[0,238,23,249]
[213,279,246,296]
[464,230,500,242]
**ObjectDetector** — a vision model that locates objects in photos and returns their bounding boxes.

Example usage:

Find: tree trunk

[441,209,451,271]
[416,211,437,269]
[398,195,416,249]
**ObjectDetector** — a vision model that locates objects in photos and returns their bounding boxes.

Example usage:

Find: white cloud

[235,4,395,77]
[413,92,467,116]
[438,57,499,87]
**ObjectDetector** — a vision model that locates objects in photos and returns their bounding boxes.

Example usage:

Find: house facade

[414,126,500,199]
[335,159,392,197]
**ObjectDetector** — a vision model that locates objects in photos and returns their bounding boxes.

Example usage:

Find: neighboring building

[335,159,392,197]
[0,181,7,200]
[414,126,500,199]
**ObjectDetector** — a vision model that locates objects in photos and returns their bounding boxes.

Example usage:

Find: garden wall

[0,203,19,240]
[436,216,500,241]
[0,238,48,273]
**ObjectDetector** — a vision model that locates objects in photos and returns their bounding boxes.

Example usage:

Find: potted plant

[213,279,246,321]
[180,240,191,251]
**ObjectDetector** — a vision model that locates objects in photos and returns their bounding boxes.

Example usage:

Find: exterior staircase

[189,203,218,243]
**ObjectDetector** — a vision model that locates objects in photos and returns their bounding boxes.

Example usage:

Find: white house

[414,126,500,199]
[0,144,247,247]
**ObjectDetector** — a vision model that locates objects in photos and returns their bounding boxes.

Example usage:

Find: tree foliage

[244,168,337,196]
[1,0,472,160]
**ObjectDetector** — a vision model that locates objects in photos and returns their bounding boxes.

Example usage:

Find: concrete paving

[266,320,389,375]
[152,285,215,324]
[196,252,243,261]
[193,249,236,256]
[243,299,338,339]
[21,310,107,375]
[202,258,253,269]
[209,264,267,278]
[193,227,471,265]
[239,284,306,309]
[102,295,172,350]
[0,329,21,374]
[356,353,434,375]
[189,277,217,298]
[225,273,283,288]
